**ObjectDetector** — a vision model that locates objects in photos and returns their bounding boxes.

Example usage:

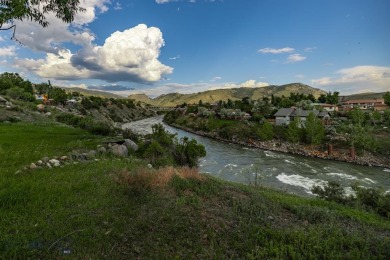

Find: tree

[349,125,377,155]
[304,112,325,145]
[286,117,303,143]
[1,0,85,41]
[318,94,326,103]
[349,108,365,126]
[256,121,273,141]
[384,92,390,107]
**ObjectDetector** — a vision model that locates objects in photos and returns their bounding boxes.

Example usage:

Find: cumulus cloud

[0,46,17,57]
[215,80,269,90]
[12,0,109,54]
[286,54,306,63]
[257,47,294,54]
[311,65,390,94]
[15,24,173,83]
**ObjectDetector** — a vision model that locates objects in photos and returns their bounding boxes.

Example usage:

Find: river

[122,116,390,197]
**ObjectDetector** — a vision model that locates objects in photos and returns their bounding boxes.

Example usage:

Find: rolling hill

[128,83,327,107]
[63,87,125,99]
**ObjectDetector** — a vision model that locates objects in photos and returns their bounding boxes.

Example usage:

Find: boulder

[97,146,107,154]
[110,144,128,157]
[30,163,37,169]
[86,150,97,159]
[60,156,69,161]
[49,159,60,167]
[123,139,138,152]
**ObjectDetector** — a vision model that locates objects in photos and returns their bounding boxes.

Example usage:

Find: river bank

[167,122,390,169]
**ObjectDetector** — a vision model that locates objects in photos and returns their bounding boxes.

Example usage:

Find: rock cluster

[15,139,138,174]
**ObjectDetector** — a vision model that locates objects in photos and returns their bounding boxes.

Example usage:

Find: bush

[311,181,351,204]
[55,113,112,136]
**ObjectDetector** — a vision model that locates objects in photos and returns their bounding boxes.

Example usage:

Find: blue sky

[0,0,389,97]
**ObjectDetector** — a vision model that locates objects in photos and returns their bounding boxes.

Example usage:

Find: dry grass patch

[115,166,204,192]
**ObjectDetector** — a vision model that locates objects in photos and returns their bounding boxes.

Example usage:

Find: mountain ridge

[128,83,327,107]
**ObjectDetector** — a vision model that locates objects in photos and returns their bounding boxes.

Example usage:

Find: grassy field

[1,122,390,258]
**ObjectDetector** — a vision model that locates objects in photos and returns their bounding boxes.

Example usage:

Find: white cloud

[210,80,269,90]
[311,65,390,94]
[210,76,222,82]
[258,47,294,54]
[156,0,176,3]
[0,46,17,57]
[15,24,173,83]
[11,0,109,54]
[114,2,122,10]
[286,54,306,63]
[169,55,180,60]
[304,47,317,52]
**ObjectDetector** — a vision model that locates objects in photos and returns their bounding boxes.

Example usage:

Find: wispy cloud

[304,47,317,52]
[285,54,306,63]
[257,47,294,54]
[0,46,17,57]
[169,55,180,60]
[210,76,222,82]
[114,2,122,10]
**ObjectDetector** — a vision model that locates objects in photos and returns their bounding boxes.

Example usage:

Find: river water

[122,116,390,197]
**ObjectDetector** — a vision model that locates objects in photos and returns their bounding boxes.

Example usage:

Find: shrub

[311,181,351,204]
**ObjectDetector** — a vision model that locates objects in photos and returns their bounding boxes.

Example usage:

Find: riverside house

[274,108,330,126]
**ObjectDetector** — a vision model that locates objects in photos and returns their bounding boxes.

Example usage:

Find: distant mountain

[63,87,125,99]
[340,92,386,102]
[128,83,327,107]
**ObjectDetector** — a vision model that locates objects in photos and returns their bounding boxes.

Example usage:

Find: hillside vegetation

[128,83,327,107]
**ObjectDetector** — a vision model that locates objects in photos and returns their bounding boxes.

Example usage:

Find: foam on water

[362,178,377,184]
[326,172,358,180]
[285,159,296,165]
[224,163,238,170]
[276,173,327,193]
[384,168,390,173]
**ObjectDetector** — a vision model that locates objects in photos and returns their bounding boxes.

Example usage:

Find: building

[342,98,385,110]
[274,108,330,126]
[311,103,338,112]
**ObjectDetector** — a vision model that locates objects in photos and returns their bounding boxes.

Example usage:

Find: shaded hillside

[64,87,125,99]
[340,92,386,102]
[128,83,326,107]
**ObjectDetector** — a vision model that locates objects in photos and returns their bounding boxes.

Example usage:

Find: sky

[0,0,389,97]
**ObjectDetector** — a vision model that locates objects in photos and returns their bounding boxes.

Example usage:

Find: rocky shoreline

[168,123,390,169]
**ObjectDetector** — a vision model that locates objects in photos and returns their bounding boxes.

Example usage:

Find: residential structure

[342,98,385,110]
[274,108,330,126]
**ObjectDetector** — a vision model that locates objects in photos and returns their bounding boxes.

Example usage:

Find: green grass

[1,122,390,258]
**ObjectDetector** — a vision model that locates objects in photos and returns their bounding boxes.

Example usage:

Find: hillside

[64,87,125,99]
[340,92,386,101]
[128,83,327,107]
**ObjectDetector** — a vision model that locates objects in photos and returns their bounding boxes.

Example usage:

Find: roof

[291,109,319,117]
[318,111,330,117]
[344,98,384,104]
[274,108,294,117]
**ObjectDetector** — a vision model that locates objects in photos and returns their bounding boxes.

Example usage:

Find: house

[274,108,294,126]
[274,108,331,126]
[342,98,385,110]
[311,103,338,112]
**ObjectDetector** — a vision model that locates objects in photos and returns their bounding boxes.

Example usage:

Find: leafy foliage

[304,112,325,145]
[0,0,85,28]
[137,124,206,168]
